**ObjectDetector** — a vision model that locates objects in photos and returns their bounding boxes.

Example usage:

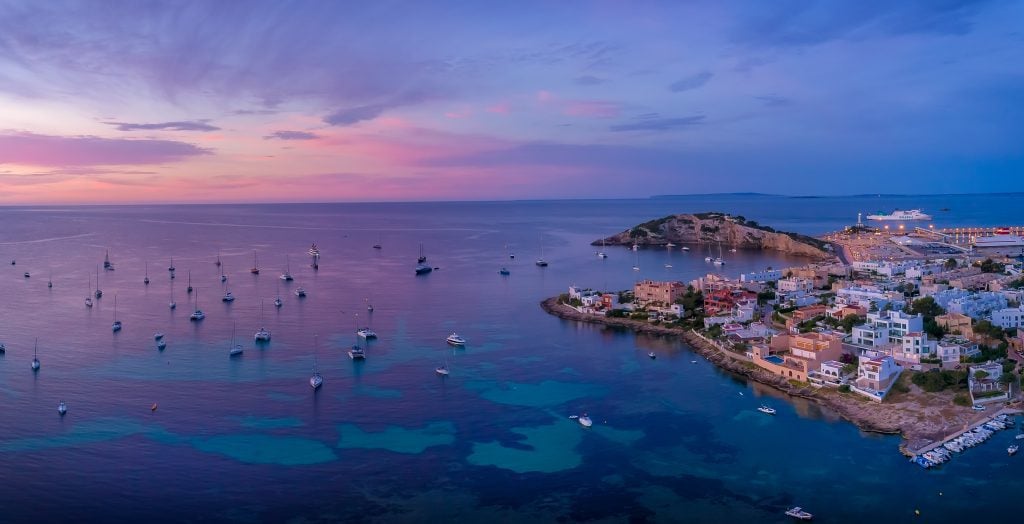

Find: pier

[905,407,1023,457]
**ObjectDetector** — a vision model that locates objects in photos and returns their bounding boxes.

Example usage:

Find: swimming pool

[764,355,784,365]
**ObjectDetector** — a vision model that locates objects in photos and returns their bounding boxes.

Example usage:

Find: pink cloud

[562,100,621,118]
[0,131,209,167]
[536,90,554,103]
[444,107,473,119]
[486,101,511,115]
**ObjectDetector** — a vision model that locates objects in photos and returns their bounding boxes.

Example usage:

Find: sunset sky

[1,0,1021,204]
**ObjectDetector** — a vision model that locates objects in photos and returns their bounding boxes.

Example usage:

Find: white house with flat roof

[851,310,923,348]
[854,355,903,401]
[740,268,783,283]
[934,290,1008,319]
[991,305,1024,329]
[835,286,905,310]
[936,336,980,364]
[893,332,937,364]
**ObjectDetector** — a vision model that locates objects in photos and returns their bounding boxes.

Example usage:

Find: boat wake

[0,232,95,245]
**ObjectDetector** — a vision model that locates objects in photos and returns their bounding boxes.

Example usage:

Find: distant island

[593,212,833,259]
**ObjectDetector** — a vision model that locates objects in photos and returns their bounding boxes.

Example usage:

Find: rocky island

[594,212,832,260]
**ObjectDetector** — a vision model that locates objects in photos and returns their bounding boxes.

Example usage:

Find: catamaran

[357,327,377,339]
[157,339,167,351]
[255,301,271,342]
[348,344,365,360]
[190,288,205,321]
[280,255,293,281]
[111,295,122,332]
[294,287,306,297]
[31,338,40,371]
[229,323,243,357]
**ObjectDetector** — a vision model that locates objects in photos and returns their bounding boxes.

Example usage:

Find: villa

[968,361,1009,404]
[854,355,903,401]
[936,336,980,364]
[851,310,923,348]
[633,280,686,307]
[751,332,845,383]
[991,305,1024,329]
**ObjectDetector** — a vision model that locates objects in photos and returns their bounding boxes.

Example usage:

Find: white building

[740,268,783,283]
[893,332,937,364]
[778,278,814,294]
[835,286,905,310]
[929,288,1008,318]
[991,305,1024,329]
[851,310,923,348]
[969,361,1008,404]
[936,336,980,364]
[852,260,919,277]
[854,355,903,401]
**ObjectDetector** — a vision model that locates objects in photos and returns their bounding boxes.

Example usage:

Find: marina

[908,410,1021,468]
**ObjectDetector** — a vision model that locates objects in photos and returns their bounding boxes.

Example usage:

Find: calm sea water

[0,195,1021,523]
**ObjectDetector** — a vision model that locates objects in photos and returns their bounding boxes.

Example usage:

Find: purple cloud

[105,120,220,132]
[574,74,606,86]
[323,104,389,126]
[0,132,210,167]
[668,71,713,92]
[610,115,705,132]
[264,130,320,140]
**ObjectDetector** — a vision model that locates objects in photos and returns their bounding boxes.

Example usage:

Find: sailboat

[169,278,176,309]
[373,234,382,250]
[415,244,432,274]
[215,251,221,267]
[597,239,608,259]
[229,323,243,356]
[144,261,150,285]
[713,242,725,266]
[632,249,640,271]
[250,251,260,274]
[95,266,103,298]
[280,255,293,281]
[103,250,114,271]
[274,280,283,308]
[31,338,40,371]
[435,352,450,376]
[220,262,227,283]
[309,243,319,270]
[112,295,122,332]
[535,239,548,267]
[190,288,205,321]
[366,297,374,312]
[310,335,323,390]
[85,275,93,308]
[355,312,377,340]
[254,301,271,342]
[704,243,713,263]
[47,271,52,288]
[186,270,193,294]
[168,257,175,272]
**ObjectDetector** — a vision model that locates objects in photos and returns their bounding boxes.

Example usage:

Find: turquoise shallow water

[0,196,1022,522]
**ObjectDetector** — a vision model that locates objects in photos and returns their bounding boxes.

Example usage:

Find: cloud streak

[264,130,320,140]
[0,132,210,167]
[105,120,220,132]
[669,71,713,92]
[610,115,706,132]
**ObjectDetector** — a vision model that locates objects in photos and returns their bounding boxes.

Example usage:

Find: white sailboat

[250,251,260,274]
[169,278,176,309]
[229,323,243,357]
[632,249,640,271]
[190,288,205,321]
[597,239,608,259]
[95,266,103,298]
[144,261,149,285]
[215,251,221,267]
[85,275,93,308]
[310,335,323,390]
[255,301,271,342]
[111,295,122,332]
[713,242,725,266]
[186,270,192,294]
[31,338,40,371]
[704,243,713,263]
[274,280,283,308]
[47,271,52,289]
[220,262,227,283]
[535,239,548,267]
[103,249,114,271]
[436,352,450,376]
[280,255,293,281]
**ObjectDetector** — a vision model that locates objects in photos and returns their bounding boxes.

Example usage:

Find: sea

[0,193,1021,523]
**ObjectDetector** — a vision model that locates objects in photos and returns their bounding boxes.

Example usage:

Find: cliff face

[594,212,831,259]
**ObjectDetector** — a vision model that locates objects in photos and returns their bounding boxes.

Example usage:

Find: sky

[0,0,1022,204]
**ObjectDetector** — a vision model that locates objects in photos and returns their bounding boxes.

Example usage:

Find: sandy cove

[540,297,1019,454]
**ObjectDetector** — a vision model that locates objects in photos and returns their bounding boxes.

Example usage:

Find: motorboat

[648,352,656,359]
[0,343,5,354]
[310,369,323,390]
[1010,445,1019,456]
[190,309,205,321]
[758,405,777,415]
[348,345,366,360]
[58,401,67,416]
[535,259,548,267]
[23,271,29,278]
[681,246,690,251]
[154,333,164,340]
[435,364,449,376]
[222,291,235,302]
[356,328,377,339]
[294,287,306,297]
[578,414,593,427]
[446,333,466,346]
[785,507,813,520]
[499,267,510,276]
[157,340,167,351]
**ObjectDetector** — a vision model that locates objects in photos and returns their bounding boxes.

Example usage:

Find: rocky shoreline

[540,297,1002,452]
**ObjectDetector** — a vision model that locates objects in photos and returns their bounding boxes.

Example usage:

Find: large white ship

[866,209,932,221]
[973,228,1024,248]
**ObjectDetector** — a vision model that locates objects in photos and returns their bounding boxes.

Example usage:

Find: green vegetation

[977,258,1006,274]
[973,321,1007,342]
[1008,275,1024,289]
[911,369,967,393]
[906,296,946,339]
[606,309,628,318]
[838,384,851,393]
[973,390,1005,399]
[967,342,1008,362]
[841,363,857,375]
[839,314,865,333]
[944,258,958,270]
[952,393,972,407]
[973,369,990,380]
[756,289,776,305]
[706,324,723,339]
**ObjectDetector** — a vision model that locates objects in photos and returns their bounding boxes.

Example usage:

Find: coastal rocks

[594,212,831,259]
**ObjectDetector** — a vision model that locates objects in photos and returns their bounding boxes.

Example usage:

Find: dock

[905,407,1022,457]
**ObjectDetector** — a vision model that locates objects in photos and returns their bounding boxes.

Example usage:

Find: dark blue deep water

[0,194,1021,523]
